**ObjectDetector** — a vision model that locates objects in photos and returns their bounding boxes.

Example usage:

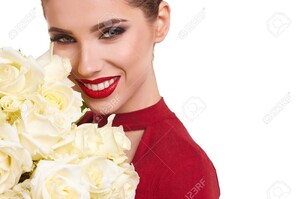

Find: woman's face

[43,0,164,115]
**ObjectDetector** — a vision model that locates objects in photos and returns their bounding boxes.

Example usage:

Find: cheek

[113,31,153,77]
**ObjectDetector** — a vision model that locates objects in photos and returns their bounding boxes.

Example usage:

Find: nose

[76,43,104,77]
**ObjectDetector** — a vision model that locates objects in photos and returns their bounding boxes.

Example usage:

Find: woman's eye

[50,35,76,44]
[99,27,125,39]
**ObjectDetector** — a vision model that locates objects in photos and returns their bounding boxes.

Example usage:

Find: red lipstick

[76,76,120,99]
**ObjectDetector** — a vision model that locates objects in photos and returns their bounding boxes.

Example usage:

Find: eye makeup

[50,34,76,44]
[99,26,126,39]
[48,18,128,44]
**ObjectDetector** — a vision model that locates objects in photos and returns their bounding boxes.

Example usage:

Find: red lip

[79,76,117,84]
[76,76,120,99]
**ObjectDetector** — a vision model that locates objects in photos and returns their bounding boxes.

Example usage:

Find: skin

[43,0,171,162]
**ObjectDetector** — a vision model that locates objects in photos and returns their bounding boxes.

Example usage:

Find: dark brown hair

[41,0,163,22]
[126,0,163,22]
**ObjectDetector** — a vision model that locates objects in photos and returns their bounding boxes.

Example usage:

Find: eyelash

[50,34,75,44]
[50,26,126,44]
[100,26,126,39]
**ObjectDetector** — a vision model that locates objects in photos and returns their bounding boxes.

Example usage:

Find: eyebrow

[48,27,72,34]
[48,18,128,34]
[90,18,128,32]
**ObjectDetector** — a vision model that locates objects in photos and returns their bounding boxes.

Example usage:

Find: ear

[154,1,171,43]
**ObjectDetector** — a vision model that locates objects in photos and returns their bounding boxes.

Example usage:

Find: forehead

[44,0,141,28]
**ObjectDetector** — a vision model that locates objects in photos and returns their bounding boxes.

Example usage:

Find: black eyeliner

[50,34,76,43]
[98,26,126,39]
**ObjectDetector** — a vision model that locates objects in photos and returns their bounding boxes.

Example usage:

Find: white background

[1,0,299,199]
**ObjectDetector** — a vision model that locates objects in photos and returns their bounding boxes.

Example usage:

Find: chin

[86,100,119,116]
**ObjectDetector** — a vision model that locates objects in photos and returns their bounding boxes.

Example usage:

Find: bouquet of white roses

[0,47,139,199]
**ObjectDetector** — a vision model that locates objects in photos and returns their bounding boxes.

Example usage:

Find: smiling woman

[41,0,220,198]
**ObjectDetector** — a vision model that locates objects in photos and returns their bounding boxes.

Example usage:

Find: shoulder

[146,117,220,198]
[148,116,210,161]
[156,157,220,199]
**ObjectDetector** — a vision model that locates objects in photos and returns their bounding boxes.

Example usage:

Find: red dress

[78,98,220,199]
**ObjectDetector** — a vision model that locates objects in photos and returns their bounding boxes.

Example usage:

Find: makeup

[45,0,161,113]
[76,76,120,99]
[99,26,126,39]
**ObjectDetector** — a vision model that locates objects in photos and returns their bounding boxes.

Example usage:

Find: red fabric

[78,98,220,199]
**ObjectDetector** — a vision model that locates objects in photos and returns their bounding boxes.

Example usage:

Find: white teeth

[83,78,117,91]
[104,81,109,89]
[98,83,105,90]
[92,84,98,91]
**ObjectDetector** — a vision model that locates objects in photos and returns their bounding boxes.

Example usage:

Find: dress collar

[87,97,175,131]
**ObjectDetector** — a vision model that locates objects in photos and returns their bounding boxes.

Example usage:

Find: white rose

[0,122,20,142]
[0,95,23,125]
[31,160,90,199]
[97,115,131,163]
[0,47,44,97]
[37,47,74,86]
[111,163,139,199]
[80,157,124,198]
[72,117,130,164]
[51,128,78,160]
[51,125,104,162]
[17,100,62,160]
[0,95,22,112]
[79,157,139,199]
[72,123,104,157]
[37,47,84,128]
[52,115,131,161]
[39,82,83,128]
[0,179,31,199]
[0,189,25,199]
[0,190,21,199]
[0,124,32,194]
[0,109,6,123]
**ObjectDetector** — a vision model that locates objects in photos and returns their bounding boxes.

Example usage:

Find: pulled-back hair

[41,0,163,22]
[126,0,163,21]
